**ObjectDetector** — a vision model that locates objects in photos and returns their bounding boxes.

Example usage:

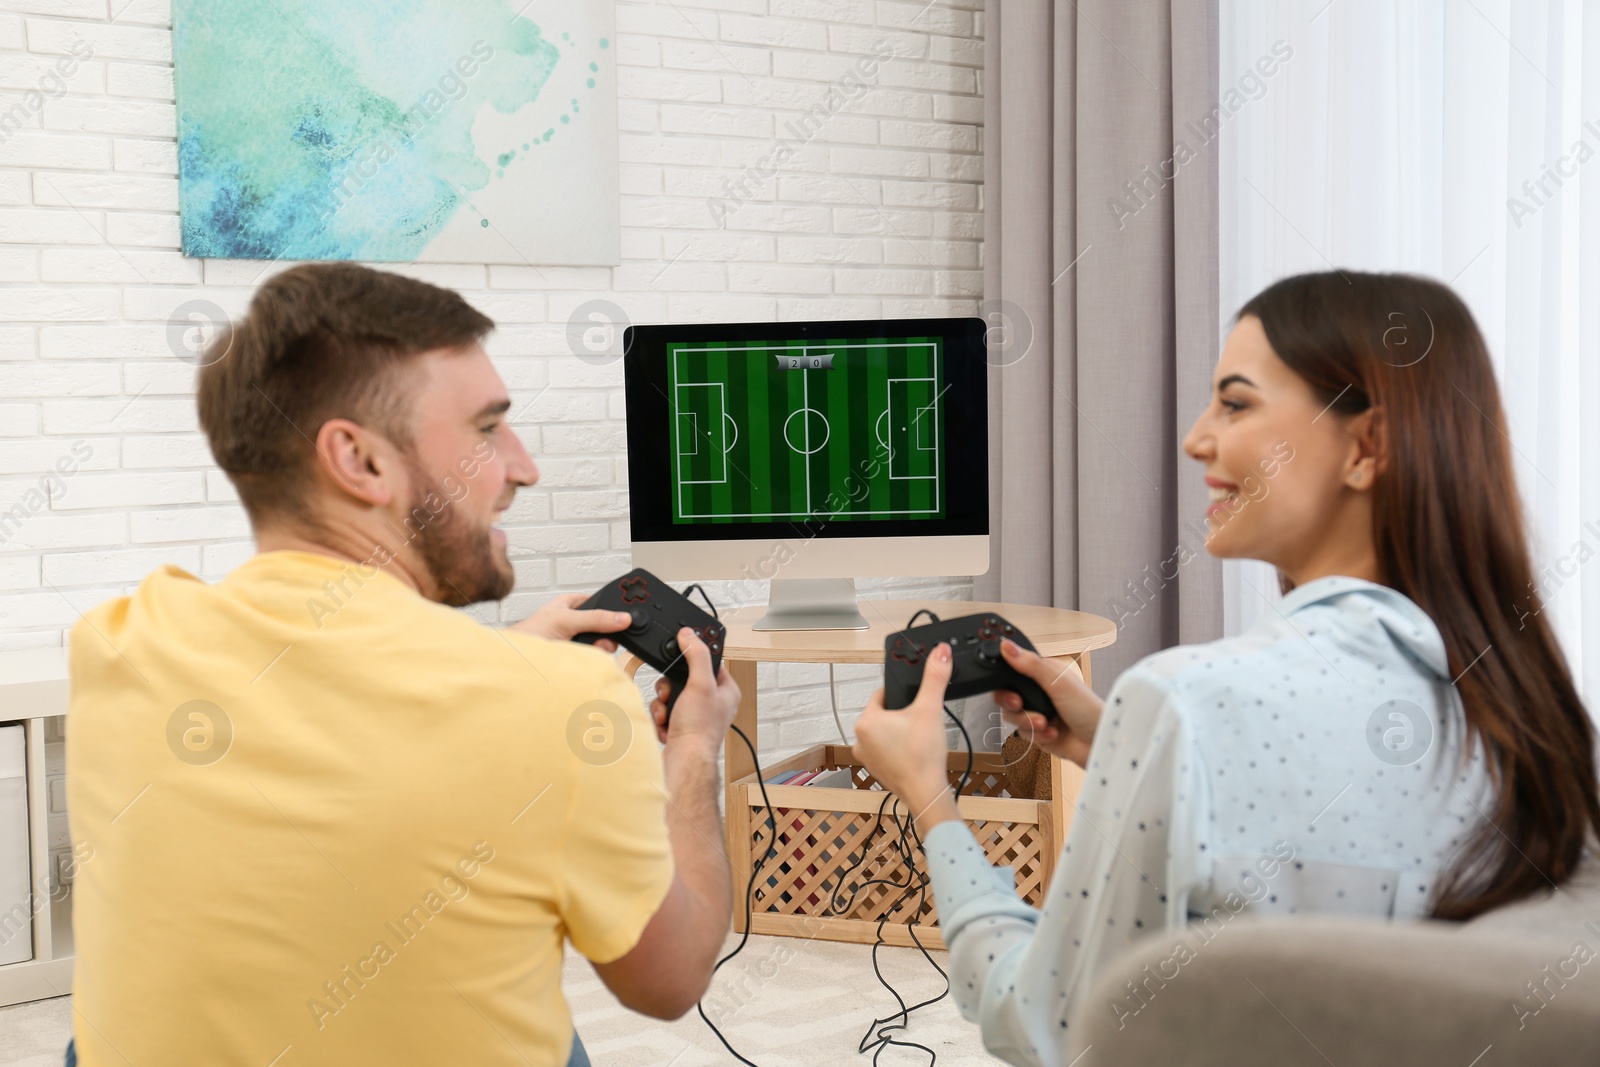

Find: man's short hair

[197,262,494,528]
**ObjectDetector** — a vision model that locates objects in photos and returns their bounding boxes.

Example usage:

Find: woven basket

[726,743,1080,949]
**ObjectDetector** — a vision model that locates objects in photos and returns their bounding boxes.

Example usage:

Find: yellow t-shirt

[66,550,673,1066]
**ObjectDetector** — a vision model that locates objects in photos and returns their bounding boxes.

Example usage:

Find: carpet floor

[0,933,999,1066]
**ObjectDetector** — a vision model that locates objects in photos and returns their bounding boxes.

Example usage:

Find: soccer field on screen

[667,337,946,524]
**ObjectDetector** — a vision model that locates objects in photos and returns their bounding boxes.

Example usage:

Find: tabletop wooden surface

[715,597,1117,664]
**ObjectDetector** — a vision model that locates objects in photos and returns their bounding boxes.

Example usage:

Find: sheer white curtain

[1219,0,1600,697]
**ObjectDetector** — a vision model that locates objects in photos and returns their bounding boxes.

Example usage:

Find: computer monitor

[620,317,990,629]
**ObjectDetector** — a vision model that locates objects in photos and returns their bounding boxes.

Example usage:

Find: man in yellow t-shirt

[66,263,740,1066]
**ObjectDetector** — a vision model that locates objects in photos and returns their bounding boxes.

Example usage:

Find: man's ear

[314,417,396,507]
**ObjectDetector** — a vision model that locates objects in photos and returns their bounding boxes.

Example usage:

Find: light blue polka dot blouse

[920,575,1496,1067]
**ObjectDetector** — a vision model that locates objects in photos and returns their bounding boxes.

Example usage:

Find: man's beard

[402,458,513,607]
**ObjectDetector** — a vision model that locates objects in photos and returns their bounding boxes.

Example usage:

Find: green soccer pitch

[667,337,946,525]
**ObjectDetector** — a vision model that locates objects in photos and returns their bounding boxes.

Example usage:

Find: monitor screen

[622,318,988,545]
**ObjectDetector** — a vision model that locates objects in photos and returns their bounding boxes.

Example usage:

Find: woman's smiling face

[1182,314,1381,577]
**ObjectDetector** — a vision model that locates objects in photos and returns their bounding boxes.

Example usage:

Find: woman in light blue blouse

[853,271,1600,1067]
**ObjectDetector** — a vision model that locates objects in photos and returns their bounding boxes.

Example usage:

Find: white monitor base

[752,578,870,630]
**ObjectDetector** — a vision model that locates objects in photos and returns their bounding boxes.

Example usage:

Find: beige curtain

[977,0,1222,689]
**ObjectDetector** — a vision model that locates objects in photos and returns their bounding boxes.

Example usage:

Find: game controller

[572,568,726,722]
[882,612,1060,721]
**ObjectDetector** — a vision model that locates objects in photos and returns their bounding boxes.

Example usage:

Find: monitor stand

[752,578,870,631]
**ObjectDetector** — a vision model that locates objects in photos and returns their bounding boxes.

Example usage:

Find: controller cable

[821,609,974,1066]
[696,721,780,1067]
[680,583,720,622]
[823,714,972,1067]
[829,662,849,745]
[677,580,778,1065]
[691,602,975,1067]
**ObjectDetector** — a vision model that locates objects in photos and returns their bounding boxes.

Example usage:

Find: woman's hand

[508,592,633,652]
[995,641,1103,767]
[851,642,961,830]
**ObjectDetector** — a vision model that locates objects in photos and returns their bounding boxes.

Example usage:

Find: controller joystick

[976,637,1002,667]
[572,568,726,724]
[881,613,1059,722]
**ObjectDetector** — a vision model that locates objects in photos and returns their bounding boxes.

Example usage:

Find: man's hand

[851,642,959,832]
[994,640,1103,767]
[647,627,740,753]
[508,592,633,652]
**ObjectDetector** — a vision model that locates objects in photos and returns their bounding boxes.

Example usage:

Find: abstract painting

[172,0,619,265]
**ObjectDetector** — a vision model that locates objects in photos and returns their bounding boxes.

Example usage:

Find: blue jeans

[67,1033,590,1065]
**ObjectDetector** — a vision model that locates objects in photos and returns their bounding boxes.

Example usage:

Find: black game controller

[573,568,726,723]
[882,612,1059,721]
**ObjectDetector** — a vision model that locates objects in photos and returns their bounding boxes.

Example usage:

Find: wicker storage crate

[727,743,1082,949]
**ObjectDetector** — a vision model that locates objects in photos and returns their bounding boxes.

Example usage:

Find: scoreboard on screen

[666,337,946,525]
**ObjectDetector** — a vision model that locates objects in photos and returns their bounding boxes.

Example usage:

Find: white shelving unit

[0,648,72,1006]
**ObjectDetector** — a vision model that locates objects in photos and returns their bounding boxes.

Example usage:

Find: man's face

[396,344,538,606]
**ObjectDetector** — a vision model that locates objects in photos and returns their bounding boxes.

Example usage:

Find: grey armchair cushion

[1070,866,1600,1067]
[1463,857,1600,937]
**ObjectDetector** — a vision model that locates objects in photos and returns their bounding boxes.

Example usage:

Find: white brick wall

[0,0,984,762]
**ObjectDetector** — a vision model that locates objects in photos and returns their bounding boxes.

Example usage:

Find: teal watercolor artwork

[172,0,620,265]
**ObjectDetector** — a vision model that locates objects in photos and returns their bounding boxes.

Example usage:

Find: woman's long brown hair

[1240,271,1600,920]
